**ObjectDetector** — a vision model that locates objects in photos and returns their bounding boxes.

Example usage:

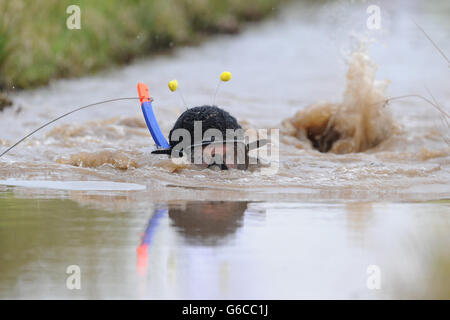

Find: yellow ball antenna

[220,71,232,82]
[213,71,232,106]
[168,79,187,108]
[168,80,178,92]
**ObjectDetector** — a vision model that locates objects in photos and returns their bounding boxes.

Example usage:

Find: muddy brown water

[0,1,449,299]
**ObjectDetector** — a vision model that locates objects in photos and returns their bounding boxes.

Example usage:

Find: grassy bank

[0,0,281,90]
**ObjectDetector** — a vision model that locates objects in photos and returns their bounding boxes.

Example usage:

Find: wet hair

[168,105,242,149]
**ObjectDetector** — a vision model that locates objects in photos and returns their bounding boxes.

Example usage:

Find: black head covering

[152,105,243,155]
[169,105,242,148]
[151,105,267,169]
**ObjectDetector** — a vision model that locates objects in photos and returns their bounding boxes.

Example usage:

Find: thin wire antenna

[425,88,450,120]
[0,97,140,158]
[376,93,450,146]
[212,81,221,106]
[212,71,232,106]
[379,94,449,118]
[168,79,188,109]
[413,19,450,67]
[177,87,188,109]
[322,93,450,141]
[425,87,449,127]
[425,88,450,146]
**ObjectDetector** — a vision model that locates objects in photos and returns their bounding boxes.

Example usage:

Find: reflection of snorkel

[136,208,167,277]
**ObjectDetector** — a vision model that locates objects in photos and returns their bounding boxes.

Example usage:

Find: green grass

[0,0,281,90]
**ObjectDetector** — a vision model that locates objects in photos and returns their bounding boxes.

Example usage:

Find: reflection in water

[0,191,449,299]
[135,201,247,296]
[345,202,374,247]
[168,201,248,246]
[165,201,248,298]
[136,208,166,277]
[0,193,149,299]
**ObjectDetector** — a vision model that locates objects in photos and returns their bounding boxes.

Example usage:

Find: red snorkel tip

[137,83,151,104]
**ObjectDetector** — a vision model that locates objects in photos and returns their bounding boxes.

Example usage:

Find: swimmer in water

[147,73,267,170]
[152,105,266,170]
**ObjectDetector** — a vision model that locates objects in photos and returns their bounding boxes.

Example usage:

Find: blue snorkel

[137,83,170,149]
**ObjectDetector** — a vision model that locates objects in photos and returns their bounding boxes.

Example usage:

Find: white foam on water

[0,179,146,191]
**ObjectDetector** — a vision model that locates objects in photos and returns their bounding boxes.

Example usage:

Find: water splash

[283,48,394,153]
